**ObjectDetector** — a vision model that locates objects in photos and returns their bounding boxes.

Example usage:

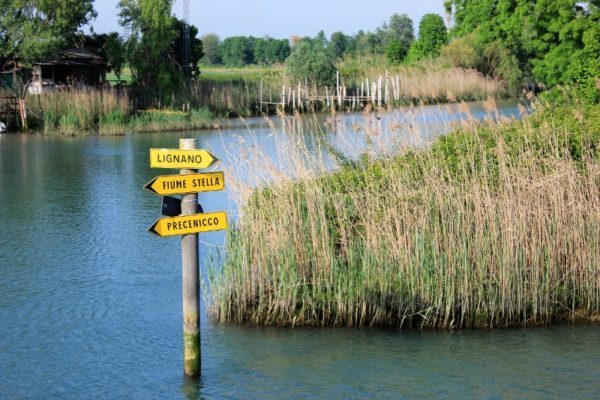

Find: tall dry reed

[207,98,600,328]
[26,88,131,134]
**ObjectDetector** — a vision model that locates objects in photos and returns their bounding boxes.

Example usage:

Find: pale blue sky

[90,0,445,39]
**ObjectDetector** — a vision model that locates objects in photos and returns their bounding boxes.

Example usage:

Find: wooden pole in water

[260,78,263,114]
[336,71,341,107]
[180,138,200,378]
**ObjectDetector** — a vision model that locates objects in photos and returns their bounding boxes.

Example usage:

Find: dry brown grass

[207,98,600,328]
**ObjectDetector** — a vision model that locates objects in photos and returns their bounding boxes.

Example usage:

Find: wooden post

[282,85,286,109]
[304,77,308,105]
[385,70,389,105]
[260,78,263,114]
[180,138,200,378]
[336,71,341,107]
[378,75,383,108]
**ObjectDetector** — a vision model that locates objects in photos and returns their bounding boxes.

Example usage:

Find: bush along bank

[207,93,600,328]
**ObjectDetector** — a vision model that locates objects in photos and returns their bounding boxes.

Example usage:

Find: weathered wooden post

[259,78,263,114]
[180,138,200,377]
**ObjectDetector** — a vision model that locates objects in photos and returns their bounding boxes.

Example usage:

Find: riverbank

[4,63,507,135]
[207,93,600,328]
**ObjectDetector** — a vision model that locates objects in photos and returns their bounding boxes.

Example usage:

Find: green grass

[200,65,284,84]
[106,66,134,85]
[207,94,600,328]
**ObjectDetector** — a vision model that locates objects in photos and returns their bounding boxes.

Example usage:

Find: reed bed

[207,98,600,328]
[26,88,131,134]
[24,88,217,135]
[339,56,506,103]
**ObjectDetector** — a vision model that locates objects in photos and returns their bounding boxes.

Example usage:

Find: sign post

[146,139,227,378]
[180,138,201,378]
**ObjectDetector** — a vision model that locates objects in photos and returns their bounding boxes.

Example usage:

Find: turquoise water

[1,102,599,399]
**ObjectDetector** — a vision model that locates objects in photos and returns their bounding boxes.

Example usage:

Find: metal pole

[180,138,200,377]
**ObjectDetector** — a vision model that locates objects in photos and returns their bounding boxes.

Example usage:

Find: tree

[119,0,203,96]
[0,0,96,64]
[285,39,336,86]
[353,30,382,54]
[74,32,127,79]
[447,0,600,87]
[330,32,349,60]
[170,18,203,79]
[386,40,408,64]
[220,36,254,66]
[253,38,290,65]
[418,14,448,58]
[201,33,221,65]
[386,14,414,53]
[567,24,600,103]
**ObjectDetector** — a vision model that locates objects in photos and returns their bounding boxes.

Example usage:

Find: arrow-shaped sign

[148,211,228,237]
[150,148,219,169]
[144,172,225,196]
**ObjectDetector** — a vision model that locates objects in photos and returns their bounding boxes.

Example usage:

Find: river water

[1,101,599,399]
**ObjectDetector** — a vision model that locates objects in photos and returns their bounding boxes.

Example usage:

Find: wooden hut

[28,48,107,94]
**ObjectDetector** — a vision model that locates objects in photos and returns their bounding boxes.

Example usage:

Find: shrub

[441,34,478,69]
[567,25,600,104]
[385,40,407,64]
[285,40,336,87]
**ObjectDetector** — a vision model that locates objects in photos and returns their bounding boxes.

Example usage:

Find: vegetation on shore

[207,92,600,328]
[23,88,217,135]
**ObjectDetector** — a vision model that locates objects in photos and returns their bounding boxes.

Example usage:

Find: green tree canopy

[417,14,448,58]
[253,37,290,65]
[0,0,96,64]
[447,0,600,87]
[201,33,221,65]
[119,0,202,97]
[330,32,350,60]
[74,32,126,79]
[386,40,408,64]
[219,36,254,66]
[386,13,414,54]
[285,39,336,87]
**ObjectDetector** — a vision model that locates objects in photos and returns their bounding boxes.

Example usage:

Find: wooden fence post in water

[180,138,200,378]
[260,78,263,114]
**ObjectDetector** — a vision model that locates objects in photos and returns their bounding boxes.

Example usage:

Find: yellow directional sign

[150,148,218,169]
[148,211,228,237]
[144,172,225,196]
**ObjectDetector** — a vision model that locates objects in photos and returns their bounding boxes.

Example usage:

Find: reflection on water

[1,101,598,399]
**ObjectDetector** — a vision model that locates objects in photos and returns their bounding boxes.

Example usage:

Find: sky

[90,0,445,39]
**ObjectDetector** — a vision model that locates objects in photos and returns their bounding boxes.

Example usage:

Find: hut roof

[33,48,107,66]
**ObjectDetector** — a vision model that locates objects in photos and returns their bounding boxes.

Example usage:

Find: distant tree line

[201,35,291,66]
[200,13,448,67]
